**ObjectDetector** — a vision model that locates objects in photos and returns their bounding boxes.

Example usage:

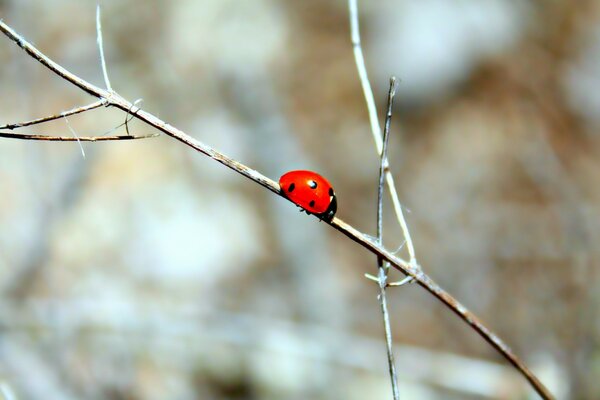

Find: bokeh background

[0,0,598,399]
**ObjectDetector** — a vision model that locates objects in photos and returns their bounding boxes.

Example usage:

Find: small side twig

[0,99,157,141]
[0,8,150,144]
[0,132,159,141]
[348,0,418,268]
[0,100,105,130]
[375,77,400,400]
[63,116,86,158]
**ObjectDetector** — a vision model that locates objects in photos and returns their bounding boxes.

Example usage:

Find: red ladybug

[279,170,337,221]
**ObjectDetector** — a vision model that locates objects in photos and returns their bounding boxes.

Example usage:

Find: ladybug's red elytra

[279,170,337,221]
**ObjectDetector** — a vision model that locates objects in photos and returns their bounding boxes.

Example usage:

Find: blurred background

[0,0,598,398]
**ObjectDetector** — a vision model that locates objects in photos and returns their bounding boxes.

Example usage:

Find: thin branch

[96,4,112,91]
[376,76,400,400]
[332,221,554,400]
[0,19,554,400]
[124,98,144,136]
[64,115,86,158]
[377,79,395,261]
[387,277,413,287]
[348,0,418,267]
[0,131,159,141]
[0,100,105,130]
[348,0,382,151]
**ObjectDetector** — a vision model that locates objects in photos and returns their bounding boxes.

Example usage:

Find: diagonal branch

[0,100,105,130]
[0,99,157,141]
[0,19,554,400]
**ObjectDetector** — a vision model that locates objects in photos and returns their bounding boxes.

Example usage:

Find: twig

[0,90,151,143]
[124,98,144,136]
[96,4,112,91]
[377,78,396,265]
[0,19,554,400]
[63,115,86,158]
[376,77,400,400]
[0,131,159,141]
[348,0,418,268]
[0,100,105,130]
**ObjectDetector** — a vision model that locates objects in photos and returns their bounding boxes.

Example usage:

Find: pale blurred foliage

[0,0,599,399]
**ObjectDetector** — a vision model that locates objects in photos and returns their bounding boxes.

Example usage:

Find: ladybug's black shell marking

[279,170,337,221]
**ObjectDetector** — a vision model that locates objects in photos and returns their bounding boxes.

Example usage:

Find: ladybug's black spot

[288,183,295,192]
[308,180,317,189]
[309,200,316,208]
[329,188,334,196]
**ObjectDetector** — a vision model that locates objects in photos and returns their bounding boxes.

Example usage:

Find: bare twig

[63,115,86,157]
[377,78,396,264]
[376,77,400,400]
[348,0,418,268]
[0,19,554,400]
[96,4,112,91]
[0,100,105,130]
[124,98,144,136]
[0,131,158,141]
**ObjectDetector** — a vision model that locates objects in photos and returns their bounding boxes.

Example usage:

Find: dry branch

[348,0,418,268]
[375,77,400,400]
[0,99,155,141]
[0,17,554,400]
[0,100,105,130]
[0,131,158,141]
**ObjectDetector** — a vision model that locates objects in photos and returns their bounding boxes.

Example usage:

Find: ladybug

[279,170,337,222]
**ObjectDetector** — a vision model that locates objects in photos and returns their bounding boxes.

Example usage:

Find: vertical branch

[348,0,418,267]
[377,77,396,253]
[348,0,382,151]
[96,4,112,91]
[376,77,400,400]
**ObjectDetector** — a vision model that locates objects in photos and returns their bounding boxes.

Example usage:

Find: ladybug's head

[320,194,337,222]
